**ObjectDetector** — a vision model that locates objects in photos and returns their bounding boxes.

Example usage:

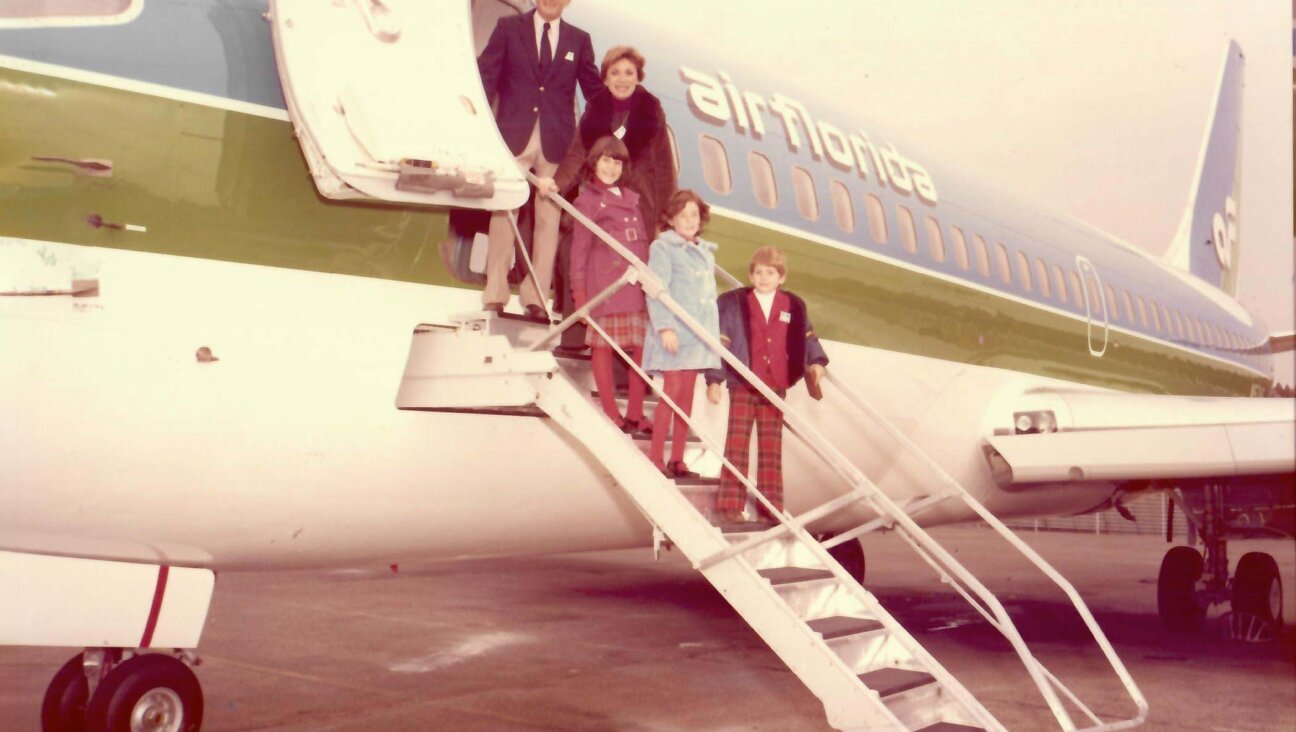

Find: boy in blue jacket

[705,246,828,523]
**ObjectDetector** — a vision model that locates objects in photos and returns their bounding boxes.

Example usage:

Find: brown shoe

[524,304,549,321]
[483,302,505,315]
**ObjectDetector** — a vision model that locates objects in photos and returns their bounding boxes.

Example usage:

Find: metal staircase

[395,176,1148,731]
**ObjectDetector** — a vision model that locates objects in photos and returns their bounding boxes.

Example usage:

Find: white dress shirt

[533,13,561,56]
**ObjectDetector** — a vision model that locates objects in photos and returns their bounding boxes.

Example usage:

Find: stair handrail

[527,174,1145,731]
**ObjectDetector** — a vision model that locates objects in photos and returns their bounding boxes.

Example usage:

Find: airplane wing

[1266,330,1296,354]
[985,390,1295,484]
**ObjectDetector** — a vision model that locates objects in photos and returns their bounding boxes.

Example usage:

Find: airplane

[1,0,1293,731]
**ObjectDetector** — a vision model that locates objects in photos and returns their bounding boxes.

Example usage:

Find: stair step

[758,567,835,586]
[668,474,719,487]
[720,520,778,534]
[807,615,884,640]
[857,667,935,699]
[400,404,546,418]
[915,723,984,732]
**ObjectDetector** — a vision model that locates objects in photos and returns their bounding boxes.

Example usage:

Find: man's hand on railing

[706,383,724,405]
[660,328,680,353]
[534,177,558,197]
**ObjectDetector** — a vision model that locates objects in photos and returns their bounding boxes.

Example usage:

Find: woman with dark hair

[569,136,652,433]
[539,45,676,230]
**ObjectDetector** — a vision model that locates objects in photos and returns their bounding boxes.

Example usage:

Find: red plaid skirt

[586,310,649,349]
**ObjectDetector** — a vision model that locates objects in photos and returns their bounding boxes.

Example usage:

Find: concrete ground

[1,526,1293,732]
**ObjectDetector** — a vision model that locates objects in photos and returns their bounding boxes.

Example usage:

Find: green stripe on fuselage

[0,67,1262,397]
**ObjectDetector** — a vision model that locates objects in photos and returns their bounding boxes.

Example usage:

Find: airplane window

[1034,258,1051,298]
[865,193,888,244]
[667,125,680,177]
[925,216,946,262]
[1067,271,1085,311]
[1103,284,1119,320]
[994,242,1012,284]
[1120,290,1134,324]
[950,226,970,270]
[792,166,819,221]
[974,235,991,277]
[699,135,732,194]
[897,205,917,253]
[749,152,778,209]
[1149,298,1162,333]
[830,180,855,232]
[1013,249,1032,291]
[1135,295,1149,328]
[1051,264,1068,303]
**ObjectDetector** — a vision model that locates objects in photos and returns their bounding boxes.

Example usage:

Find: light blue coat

[642,229,722,372]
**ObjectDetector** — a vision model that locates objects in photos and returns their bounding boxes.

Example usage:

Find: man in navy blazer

[478,0,601,319]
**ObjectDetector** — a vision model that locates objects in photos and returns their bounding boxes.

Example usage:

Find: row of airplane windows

[671,130,1261,365]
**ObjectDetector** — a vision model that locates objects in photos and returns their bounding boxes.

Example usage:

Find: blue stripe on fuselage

[0,0,1271,375]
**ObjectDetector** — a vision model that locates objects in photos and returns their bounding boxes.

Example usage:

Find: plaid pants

[717,387,785,513]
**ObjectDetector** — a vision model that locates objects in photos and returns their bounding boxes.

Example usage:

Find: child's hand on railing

[573,290,588,309]
[706,383,723,405]
[534,177,558,196]
[660,329,679,353]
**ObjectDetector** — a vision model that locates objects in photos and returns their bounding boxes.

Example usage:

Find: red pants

[591,346,646,425]
[717,387,785,513]
[650,370,698,466]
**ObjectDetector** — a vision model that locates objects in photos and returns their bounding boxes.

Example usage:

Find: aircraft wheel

[1157,545,1204,631]
[827,537,866,585]
[1232,552,1283,625]
[84,654,203,732]
[41,653,89,732]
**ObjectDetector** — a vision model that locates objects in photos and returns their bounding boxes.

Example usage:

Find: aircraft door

[1076,255,1109,357]
[268,0,528,211]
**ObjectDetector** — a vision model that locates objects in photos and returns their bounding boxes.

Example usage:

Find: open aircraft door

[1076,255,1109,357]
[268,0,528,211]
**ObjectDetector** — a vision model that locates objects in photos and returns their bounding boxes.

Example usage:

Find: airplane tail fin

[1162,41,1244,296]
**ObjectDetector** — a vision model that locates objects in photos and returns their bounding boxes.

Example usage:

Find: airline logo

[681,67,938,205]
[1211,195,1236,271]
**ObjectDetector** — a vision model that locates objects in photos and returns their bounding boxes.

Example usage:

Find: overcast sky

[604,0,1293,383]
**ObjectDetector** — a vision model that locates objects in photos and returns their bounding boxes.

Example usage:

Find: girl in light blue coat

[644,190,722,478]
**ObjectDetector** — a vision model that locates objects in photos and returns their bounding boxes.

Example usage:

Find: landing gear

[1158,483,1286,638]
[40,654,89,732]
[41,651,203,732]
[1157,546,1204,631]
[1232,552,1283,626]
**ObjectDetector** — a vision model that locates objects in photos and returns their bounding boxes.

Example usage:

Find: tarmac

[1,526,1293,732]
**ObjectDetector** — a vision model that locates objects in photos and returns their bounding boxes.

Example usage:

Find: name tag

[778,311,792,323]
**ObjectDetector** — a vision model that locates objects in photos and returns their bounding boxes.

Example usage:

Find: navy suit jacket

[477,10,602,162]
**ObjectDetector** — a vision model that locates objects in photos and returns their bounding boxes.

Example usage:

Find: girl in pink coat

[570,136,652,433]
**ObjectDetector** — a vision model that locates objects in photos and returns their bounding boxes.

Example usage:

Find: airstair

[396,184,1148,732]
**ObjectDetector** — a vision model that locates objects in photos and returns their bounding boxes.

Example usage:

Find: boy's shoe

[715,510,747,525]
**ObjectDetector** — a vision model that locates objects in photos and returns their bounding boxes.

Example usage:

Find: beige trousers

[483,125,560,309]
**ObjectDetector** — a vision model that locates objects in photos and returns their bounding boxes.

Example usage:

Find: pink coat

[570,183,650,316]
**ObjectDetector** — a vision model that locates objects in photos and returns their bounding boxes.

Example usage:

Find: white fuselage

[0,238,1113,570]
